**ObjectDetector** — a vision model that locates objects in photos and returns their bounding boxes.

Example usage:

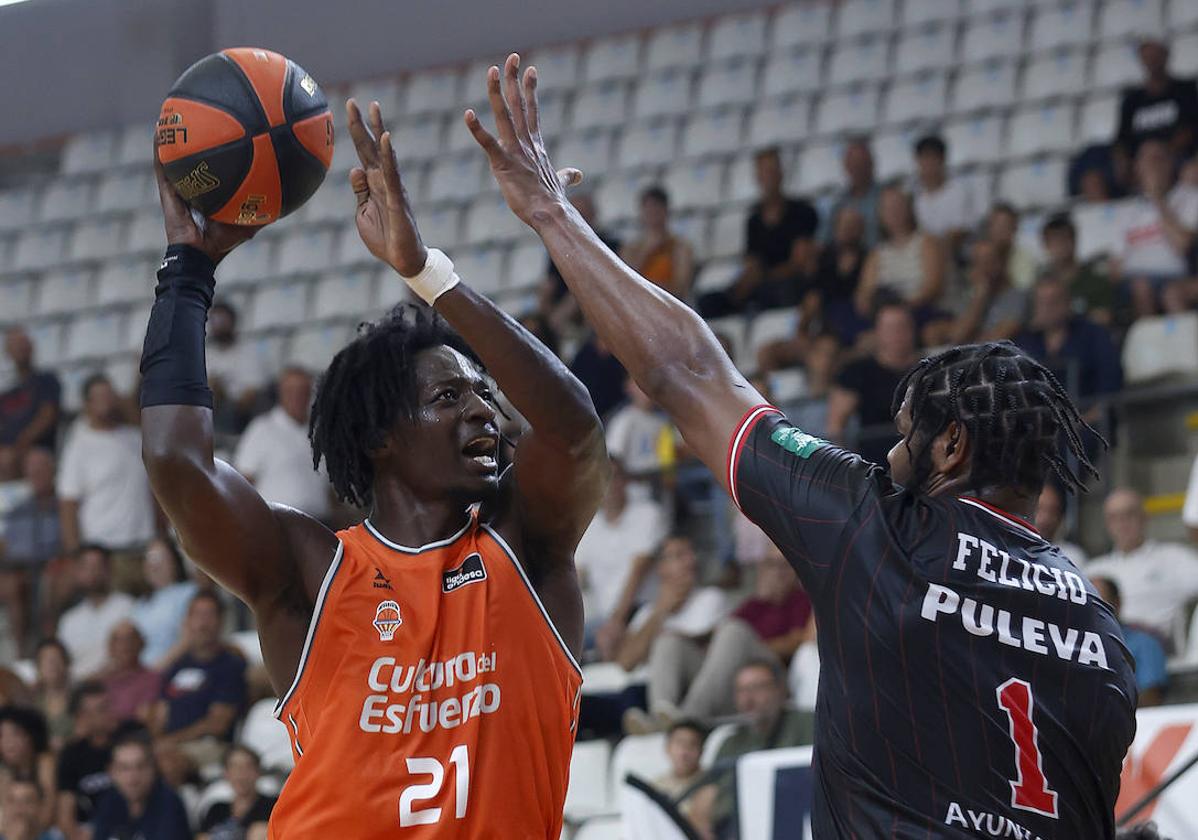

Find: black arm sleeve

[139,244,216,409]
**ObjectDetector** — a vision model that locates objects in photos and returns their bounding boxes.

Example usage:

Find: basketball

[155,47,333,226]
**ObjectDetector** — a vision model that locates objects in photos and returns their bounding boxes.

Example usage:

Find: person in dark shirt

[149,592,246,770]
[568,334,627,421]
[0,329,61,456]
[1039,212,1117,326]
[198,746,274,840]
[539,192,621,333]
[1116,38,1198,164]
[698,147,819,316]
[90,732,191,840]
[55,682,116,837]
[0,448,61,655]
[827,302,918,465]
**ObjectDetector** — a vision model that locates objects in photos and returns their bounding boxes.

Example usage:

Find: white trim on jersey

[481,524,584,677]
[363,514,473,554]
[727,405,782,511]
[287,713,304,757]
[957,497,1041,541]
[273,541,345,720]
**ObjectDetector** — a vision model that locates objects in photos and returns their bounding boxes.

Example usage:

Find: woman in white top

[854,184,946,319]
[131,538,197,670]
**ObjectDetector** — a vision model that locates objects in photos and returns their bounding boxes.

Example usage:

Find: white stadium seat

[13,228,69,272]
[708,11,768,61]
[95,170,153,214]
[761,48,825,98]
[390,117,446,164]
[1100,0,1165,41]
[104,355,139,397]
[347,77,402,116]
[1008,102,1077,156]
[945,114,1007,167]
[277,228,336,276]
[1079,93,1121,144]
[69,218,126,262]
[968,0,1026,15]
[746,310,799,372]
[425,155,484,204]
[122,304,153,354]
[301,180,350,226]
[828,37,891,86]
[404,68,463,115]
[952,60,1019,113]
[313,268,376,320]
[123,209,166,257]
[727,154,759,204]
[646,22,699,71]
[332,224,374,271]
[1173,0,1198,31]
[633,70,694,119]
[524,44,580,93]
[1174,33,1198,77]
[1123,313,1198,384]
[705,313,749,366]
[1091,42,1144,91]
[241,699,295,772]
[1073,200,1134,260]
[287,322,351,372]
[895,23,958,75]
[564,739,611,820]
[219,238,276,286]
[37,269,93,317]
[582,33,642,83]
[709,207,746,259]
[448,246,506,296]
[961,12,1026,63]
[610,733,670,811]
[574,817,621,840]
[815,87,881,135]
[771,4,832,50]
[683,108,746,158]
[795,141,846,193]
[618,122,679,169]
[556,131,614,178]
[328,128,361,176]
[748,98,811,149]
[570,83,629,132]
[695,261,742,297]
[61,131,116,175]
[701,722,739,768]
[665,160,726,211]
[251,282,310,330]
[65,311,122,362]
[873,129,919,180]
[1022,49,1089,101]
[464,194,526,245]
[883,74,949,125]
[26,322,65,368]
[415,205,462,250]
[507,241,547,290]
[39,180,94,223]
[0,189,36,231]
[114,123,153,168]
[595,171,659,225]
[58,367,95,414]
[97,256,158,306]
[998,157,1068,207]
[837,0,897,39]
[696,60,758,110]
[1030,3,1095,52]
[0,281,34,326]
[672,211,709,260]
[903,0,963,28]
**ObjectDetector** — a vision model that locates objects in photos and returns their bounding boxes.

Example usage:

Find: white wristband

[399,247,461,305]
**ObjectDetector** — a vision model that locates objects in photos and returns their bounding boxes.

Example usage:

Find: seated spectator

[854,184,947,324]
[1039,213,1116,326]
[822,137,881,248]
[133,539,197,670]
[698,147,819,317]
[619,186,695,301]
[768,333,840,443]
[1016,276,1123,427]
[1091,577,1167,707]
[933,238,1027,346]
[0,449,30,541]
[57,547,134,680]
[912,134,980,252]
[575,462,667,659]
[99,622,161,725]
[90,732,191,840]
[984,203,1039,291]
[540,193,621,336]
[1111,139,1198,317]
[0,328,61,457]
[827,303,918,465]
[1088,488,1198,645]
[0,448,61,656]
[234,367,330,522]
[687,661,814,840]
[1116,38,1198,174]
[30,641,71,752]
[605,380,670,493]
[206,302,268,436]
[55,682,116,838]
[149,592,246,770]
[1185,451,1198,542]
[0,778,63,840]
[1035,483,1088,568]
[0,707,56,828]
[198,745,275,840]
[731,546,813,666]
[652,719,706,825]
[616,536,730,719]
[57,375,157,591]
[568,333,627,421]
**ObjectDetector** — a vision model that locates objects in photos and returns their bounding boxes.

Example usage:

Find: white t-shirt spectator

[606,405,668,478]
[1117,186,1198,278]
[1184,453,1198,531]
[575,498,667,621]
[629,586,729,638]
[234,406,329,519]
[58,421,155,549]
[206,340,268,401]
[59,592,135,678]
[1058,540,1089,569]
[914,178,979,237]
[1088,540,1198,639]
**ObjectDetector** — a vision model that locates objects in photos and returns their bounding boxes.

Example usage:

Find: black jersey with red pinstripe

[729,406,1137,839]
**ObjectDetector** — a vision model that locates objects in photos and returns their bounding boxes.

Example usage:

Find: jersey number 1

[399,744,471,827]
[996,678,1059,819]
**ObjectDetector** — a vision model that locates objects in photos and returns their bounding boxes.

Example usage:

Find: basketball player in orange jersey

[139,86,608,837]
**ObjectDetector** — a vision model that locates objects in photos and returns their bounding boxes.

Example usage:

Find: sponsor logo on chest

[442,552,487,593]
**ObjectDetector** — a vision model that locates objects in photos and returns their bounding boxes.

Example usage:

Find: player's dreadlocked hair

[890,341,1103,497]
[309,304,484,508]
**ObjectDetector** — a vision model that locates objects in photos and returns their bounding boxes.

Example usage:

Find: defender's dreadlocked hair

[890,341,1103,497]
[309,304,484,508]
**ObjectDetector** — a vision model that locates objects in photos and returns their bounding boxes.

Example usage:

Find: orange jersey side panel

[267,517,582,839]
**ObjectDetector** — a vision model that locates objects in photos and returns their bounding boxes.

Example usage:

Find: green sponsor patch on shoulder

[770,425,827,458]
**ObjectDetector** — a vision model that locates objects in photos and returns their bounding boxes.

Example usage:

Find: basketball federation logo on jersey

[373,600,402,641]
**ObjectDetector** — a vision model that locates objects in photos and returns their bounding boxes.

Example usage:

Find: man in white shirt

[1035,483,1089,567]
[206,302,268,434]
[911,134,978,251]
[605,379,669,493]
[1113,139,1198,317]
[57,545,135,678]
[1184,452,1198,542]
[58,375,156,556]
[1088,487,1198,645]
[234,367,330,520]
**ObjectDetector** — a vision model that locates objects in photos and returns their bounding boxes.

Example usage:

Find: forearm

[616,611,669,671]
[14,404,57,450]
[161,707,233,743]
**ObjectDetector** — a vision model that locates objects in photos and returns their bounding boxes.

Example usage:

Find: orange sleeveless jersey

[268,513,583,839]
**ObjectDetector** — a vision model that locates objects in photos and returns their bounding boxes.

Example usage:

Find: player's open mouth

[462,435,498,471]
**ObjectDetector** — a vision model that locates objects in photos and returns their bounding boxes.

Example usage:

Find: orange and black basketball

[156,48,333,226]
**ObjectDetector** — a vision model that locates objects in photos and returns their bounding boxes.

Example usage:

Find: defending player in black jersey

[465,54,1138,838]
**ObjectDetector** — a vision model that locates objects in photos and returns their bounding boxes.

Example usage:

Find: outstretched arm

[467,56,763,493]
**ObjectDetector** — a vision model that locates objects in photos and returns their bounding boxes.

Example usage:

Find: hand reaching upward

[153,145,255,266]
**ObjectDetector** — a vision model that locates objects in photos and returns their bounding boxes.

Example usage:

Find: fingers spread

[503,53,532,144]
[379,132,405,205]
[523,66,542,141]
[465,109,503,159]
[349,168,370,206]
[345,98,380,168]
[368,101,386,145]
[485,65,518,148]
